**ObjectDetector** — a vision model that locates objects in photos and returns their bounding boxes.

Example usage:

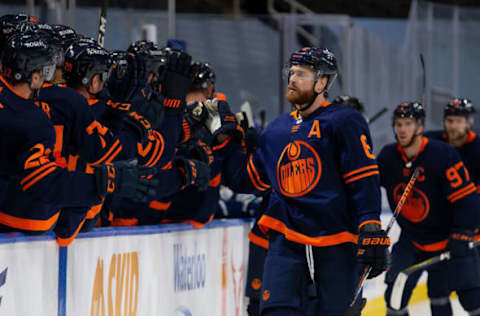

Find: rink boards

[0,219,252,316]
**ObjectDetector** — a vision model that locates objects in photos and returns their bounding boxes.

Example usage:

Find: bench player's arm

[220,137,271,195]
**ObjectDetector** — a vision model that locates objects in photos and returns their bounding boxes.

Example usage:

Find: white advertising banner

[0,239,59,316]
[67,220,251,316]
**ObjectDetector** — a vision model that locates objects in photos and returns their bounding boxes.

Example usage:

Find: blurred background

[1,0,479,152]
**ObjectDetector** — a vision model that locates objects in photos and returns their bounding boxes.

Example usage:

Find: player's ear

[30,71,43,88]
[314,76,327,94]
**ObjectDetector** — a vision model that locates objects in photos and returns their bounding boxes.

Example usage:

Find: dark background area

[2,0,480,17]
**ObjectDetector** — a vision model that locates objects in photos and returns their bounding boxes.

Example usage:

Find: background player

[378,101,480,316]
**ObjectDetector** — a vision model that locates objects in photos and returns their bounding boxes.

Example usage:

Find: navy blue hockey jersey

[0,75,101,233]
[378,137,480,251]
[223,102,382,246]
[425,130,480,192]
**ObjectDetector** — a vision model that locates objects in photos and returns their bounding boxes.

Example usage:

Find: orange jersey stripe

[56,218,86,247]
[146,133,165,168]
[90,139,121,165]
[86,203,103,219]
[22,166,57,191]
[258,215,358,247]
[110,218,139,227]
[412,239,448,252]
[447,183,475,201]
[212,136,232,151]
[449,185,477,203]
[344,170,379,184]
[247,162,268,192]
[0,210,59,231]
[248,155,270,190]
[149,200,172,211]
[248,231,269,249]
[20,162,56,186]
[209,172,222,187]
[343,165,379,179]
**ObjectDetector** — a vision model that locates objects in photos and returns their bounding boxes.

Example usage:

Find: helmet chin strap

[297,81,327,113]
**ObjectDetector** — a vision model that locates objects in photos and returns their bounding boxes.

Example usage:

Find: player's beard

[285,85,315,107]
[446,128,468,143]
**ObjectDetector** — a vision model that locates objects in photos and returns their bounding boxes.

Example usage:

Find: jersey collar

[0,74,28,100]
[397,136,429,164]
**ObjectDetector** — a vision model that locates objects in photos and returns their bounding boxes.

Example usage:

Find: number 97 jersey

[377,137,480,252]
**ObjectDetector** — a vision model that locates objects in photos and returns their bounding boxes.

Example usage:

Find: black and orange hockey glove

[159,50,192,113]
[204,99,245,144]
[357,223,391,279]
[174,158,210,192]
[448,229,474,258]
[94,159,158,202]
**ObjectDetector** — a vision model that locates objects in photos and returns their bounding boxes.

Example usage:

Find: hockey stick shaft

[420,54,426,105]
[347,167,420,310]
[368,107,388,124]
[97,1,108,47]
[390,239,480,309]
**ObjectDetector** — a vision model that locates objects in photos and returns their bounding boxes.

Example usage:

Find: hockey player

[211,47,389,315]
[378,102,480,316]
[425,98,480,189]
[107,61,219,227]
[0,33,156,234]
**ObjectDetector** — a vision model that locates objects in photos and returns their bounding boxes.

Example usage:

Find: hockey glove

[123,111,155,144]
[447,229,474,258]
[357,223,391,279]
[180,102,213,143]
[108,53,147,102]
[244,127,260,153]
[159,50,192,113]
[94,159,158,203]
[204,99,245,144]
[130,88,165,131]
[177,139,214,166]
[174,158,210,192]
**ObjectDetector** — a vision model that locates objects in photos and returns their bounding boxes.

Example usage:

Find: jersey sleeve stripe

[212,136,232,151]
[145,132,165,168]
[56,218,86,247]
[149,200,172,211]
[344,170,379,184]
[447,183,475,201]
[248,231,269,249]
[449,185,477,203]
[476,185,480,194]
[258,215,358,246]
[343,165,379,179]
[90,139,121,165]
[20,162,56,186]
[248,155,270,190]
[22,166,57,191]
[247,162,268,192]
[208,172,222,187]
[0,210,60,231]
[86,203,103,219]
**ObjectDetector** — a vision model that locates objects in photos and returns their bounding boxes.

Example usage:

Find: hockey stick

[420,54,426,106]
[390,239,480,310]
[97,0,108,47]
[368,107,388,124]
[345,167,420,316]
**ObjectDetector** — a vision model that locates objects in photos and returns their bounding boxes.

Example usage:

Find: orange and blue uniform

[0,76,102,234]
[425,130,480,194]
[222,102,381,314]
[378,137,480,315]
